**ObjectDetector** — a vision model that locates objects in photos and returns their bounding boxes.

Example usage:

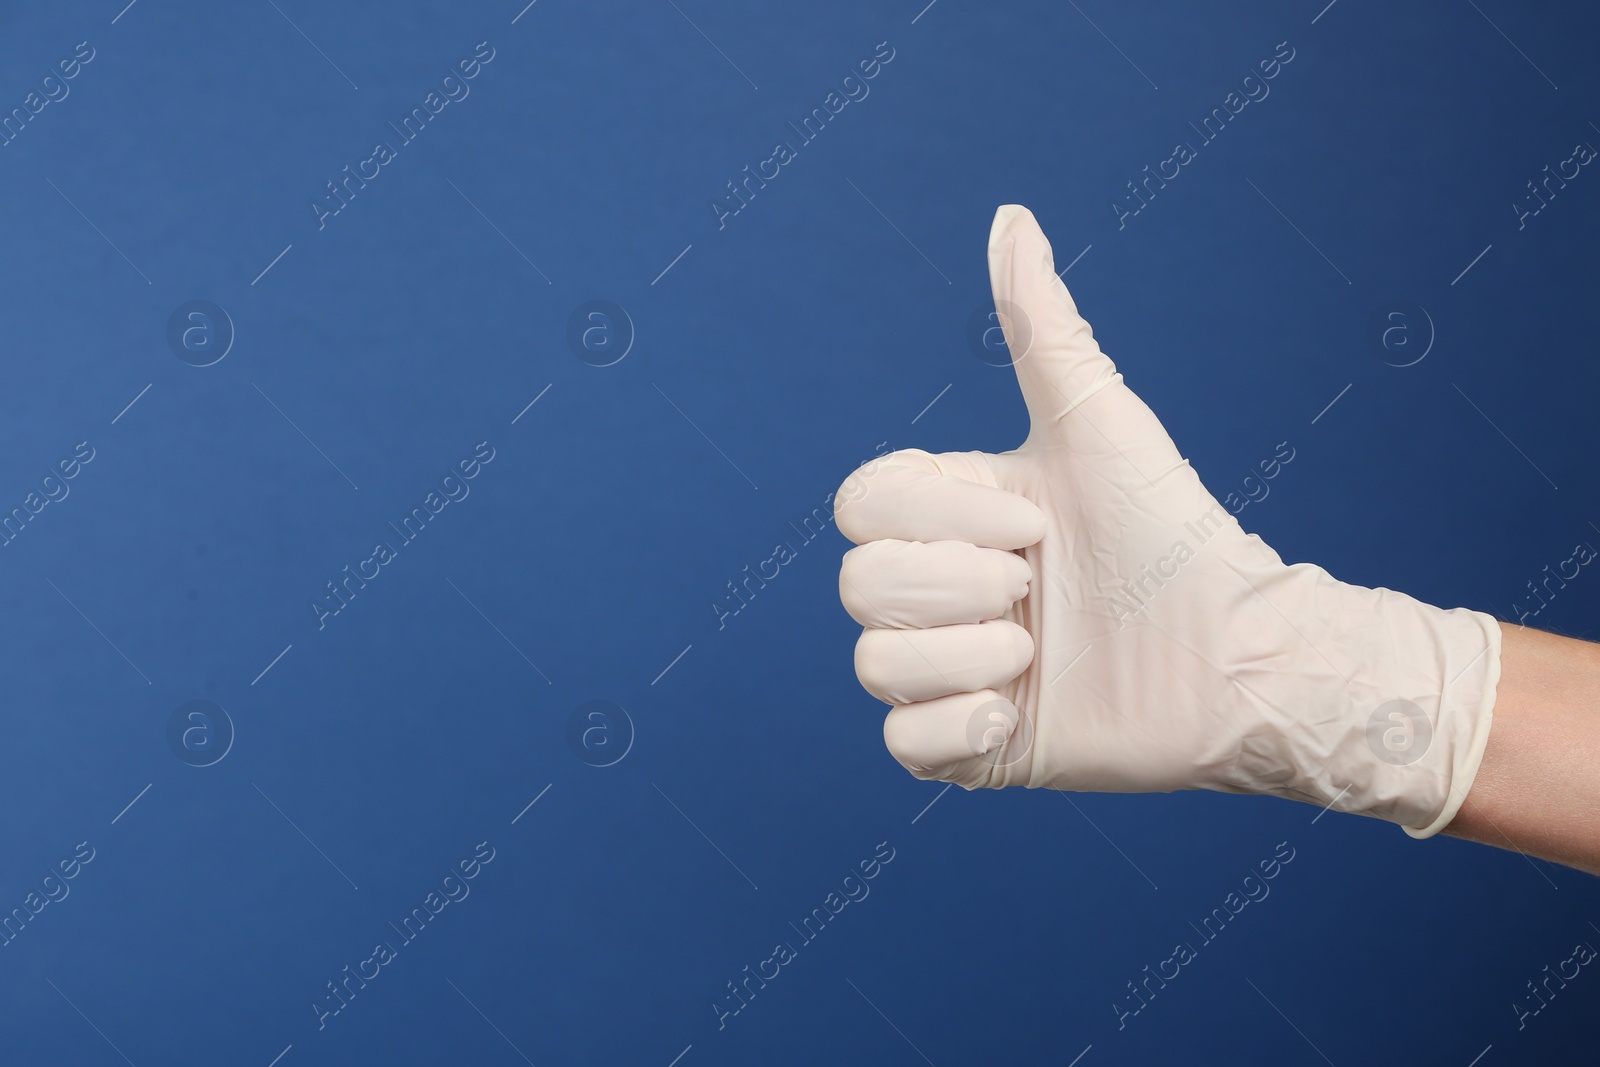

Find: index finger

[833,448,1044,549]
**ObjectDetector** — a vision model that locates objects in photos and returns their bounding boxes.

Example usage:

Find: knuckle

[852,628,900,701]
[881,713,921,771]
[832,449,935,543]
[838,545,887,626]
[881,704,942,775]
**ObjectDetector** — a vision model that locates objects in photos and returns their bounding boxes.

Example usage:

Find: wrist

[1216,564,1500,834]
[1442,625,1600,872]
[1313,584,1500,835]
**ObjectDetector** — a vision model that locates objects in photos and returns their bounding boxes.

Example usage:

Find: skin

[1445,624,1600,874]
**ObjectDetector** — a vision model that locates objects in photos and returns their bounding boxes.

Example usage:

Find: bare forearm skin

[1443,624,1600,874]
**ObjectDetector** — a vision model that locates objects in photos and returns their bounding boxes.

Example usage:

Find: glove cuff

[1401,610,1501,838]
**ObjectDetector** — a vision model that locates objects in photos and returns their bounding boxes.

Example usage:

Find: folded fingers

[840,539,1032,629]
[834,448,1044,549]
[881,690,1033,787]
[855,619,1033,706]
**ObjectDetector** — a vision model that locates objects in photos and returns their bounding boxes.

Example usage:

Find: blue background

[1,1,1597,1064]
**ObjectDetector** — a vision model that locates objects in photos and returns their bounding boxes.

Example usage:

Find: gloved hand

[834,205,1501,837]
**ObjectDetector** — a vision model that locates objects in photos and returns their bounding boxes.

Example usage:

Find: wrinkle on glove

[835,204,1500,839]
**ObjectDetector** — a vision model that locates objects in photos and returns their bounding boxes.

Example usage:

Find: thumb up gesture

[834,206,1500,838]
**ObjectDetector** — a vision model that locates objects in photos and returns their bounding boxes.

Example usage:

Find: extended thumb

[987,205,1120,434]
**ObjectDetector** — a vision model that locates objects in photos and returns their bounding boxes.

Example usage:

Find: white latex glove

[835,205,1501,837]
